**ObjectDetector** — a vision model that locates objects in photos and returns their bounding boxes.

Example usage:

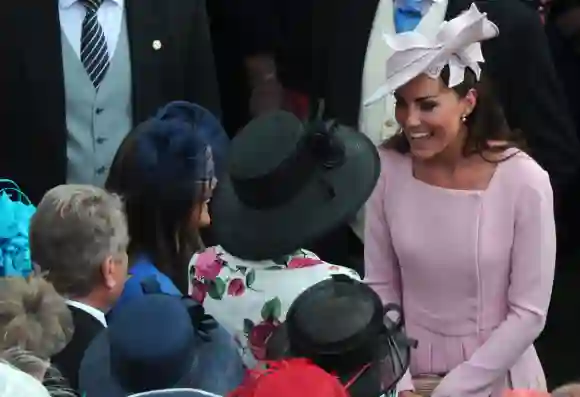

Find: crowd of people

[2,0,580,396]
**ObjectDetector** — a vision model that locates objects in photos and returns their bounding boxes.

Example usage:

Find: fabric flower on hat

[0,182,36,277]
[364,4,499,105]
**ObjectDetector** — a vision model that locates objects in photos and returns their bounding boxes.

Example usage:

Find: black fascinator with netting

[277,275,417,397]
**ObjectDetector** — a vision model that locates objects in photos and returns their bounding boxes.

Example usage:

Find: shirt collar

[394,0,443,9]
[66,300,108,327]
[59,0,123,10]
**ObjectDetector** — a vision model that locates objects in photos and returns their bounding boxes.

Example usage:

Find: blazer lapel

[125,0,171,122]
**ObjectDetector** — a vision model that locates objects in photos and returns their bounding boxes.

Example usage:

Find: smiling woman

[364,6,556,397]
[384,66,523,163]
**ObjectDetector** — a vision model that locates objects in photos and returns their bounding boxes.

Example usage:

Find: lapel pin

[152,40,162,50]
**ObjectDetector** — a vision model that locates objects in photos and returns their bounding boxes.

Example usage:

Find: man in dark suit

[29,185,129,391]
[0,0,219,204]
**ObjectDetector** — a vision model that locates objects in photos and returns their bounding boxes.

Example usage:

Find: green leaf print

[208,278,226,300]
[261,297,282,321]
[245,269,256,287]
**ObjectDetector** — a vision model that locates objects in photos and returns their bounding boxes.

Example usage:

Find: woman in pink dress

[363,5,556,397]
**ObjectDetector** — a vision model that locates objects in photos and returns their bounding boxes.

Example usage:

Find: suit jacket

[51,306,105,391]
[0,0,220,204]
[310,0,579,198]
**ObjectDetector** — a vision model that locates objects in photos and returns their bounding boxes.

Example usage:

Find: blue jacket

[113,255,181,312]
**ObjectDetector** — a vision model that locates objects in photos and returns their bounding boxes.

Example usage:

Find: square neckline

[405,148,520,195]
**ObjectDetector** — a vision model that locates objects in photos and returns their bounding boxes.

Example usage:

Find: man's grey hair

[29,185,129,298]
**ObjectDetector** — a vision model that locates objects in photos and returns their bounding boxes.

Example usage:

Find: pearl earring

[461,114,467,123]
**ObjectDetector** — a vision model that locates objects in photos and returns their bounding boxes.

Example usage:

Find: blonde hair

[552,384,580,397]
[0,276,73,359]
[29,184,128,298]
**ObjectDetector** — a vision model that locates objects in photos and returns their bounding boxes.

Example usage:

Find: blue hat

[79,281,245,397]
[0,180,36,277]
[107,102,228,205]
[120,102,228,203]
[154,101,229,178]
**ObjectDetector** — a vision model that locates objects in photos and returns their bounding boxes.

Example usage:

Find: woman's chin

[410,147,438,160]
[199,215,212,228]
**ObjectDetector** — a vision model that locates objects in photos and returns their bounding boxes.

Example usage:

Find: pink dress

[364,149,556,397]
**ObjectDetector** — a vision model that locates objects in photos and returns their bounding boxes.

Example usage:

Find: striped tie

[80,0,109,88]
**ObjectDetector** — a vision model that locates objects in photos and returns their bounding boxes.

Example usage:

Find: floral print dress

[188,246,360,368]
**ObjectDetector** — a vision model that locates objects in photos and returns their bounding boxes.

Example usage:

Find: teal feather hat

[0,180,36,277]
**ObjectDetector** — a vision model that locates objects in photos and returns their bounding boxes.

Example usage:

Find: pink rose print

[244,297,283,361]
[195,247,224,281]
[287,257,324,269]
[191,279,209,304]
[227,278,246,296]
[247,319,281,360]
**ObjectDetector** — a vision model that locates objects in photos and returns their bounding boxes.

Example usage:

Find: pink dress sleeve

[364,155,414,393]
[432,170,556,397]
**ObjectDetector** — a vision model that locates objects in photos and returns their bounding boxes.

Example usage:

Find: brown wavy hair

[0,276,74,359]
[382,67,525,161]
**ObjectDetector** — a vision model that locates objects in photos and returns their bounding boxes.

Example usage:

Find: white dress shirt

[59,0,124,59]
[66,300,108,327]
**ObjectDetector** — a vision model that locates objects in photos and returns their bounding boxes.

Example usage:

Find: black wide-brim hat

[212,111,380,261]
[267,275,417,397]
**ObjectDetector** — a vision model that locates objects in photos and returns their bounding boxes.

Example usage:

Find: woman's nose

[401,106,422,128]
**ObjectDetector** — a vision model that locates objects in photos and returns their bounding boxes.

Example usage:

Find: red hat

[228,359,349,397]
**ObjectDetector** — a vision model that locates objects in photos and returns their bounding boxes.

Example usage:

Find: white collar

[59,0,123,10]
[66,300,108,327]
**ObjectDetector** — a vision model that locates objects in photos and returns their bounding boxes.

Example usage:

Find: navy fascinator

[131,102,229,197]
[155,101,229,178]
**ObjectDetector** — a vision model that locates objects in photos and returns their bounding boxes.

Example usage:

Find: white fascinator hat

[364,4,499,106]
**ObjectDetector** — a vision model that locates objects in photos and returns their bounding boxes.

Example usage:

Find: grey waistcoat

[62,16,133,186]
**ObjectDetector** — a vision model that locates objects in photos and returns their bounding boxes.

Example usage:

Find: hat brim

[79,330,127,397]
[129,388,222,397]
[211,124,380,261]
[79,330,200,397]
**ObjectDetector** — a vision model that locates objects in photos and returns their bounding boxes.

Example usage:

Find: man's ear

[101,255,117,290]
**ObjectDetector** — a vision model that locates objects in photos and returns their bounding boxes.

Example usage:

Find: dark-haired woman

[105,101,227,306]
[104,101,246,395]
[364,7,555,397]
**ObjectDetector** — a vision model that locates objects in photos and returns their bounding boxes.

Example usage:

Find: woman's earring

[461,114,467,123]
